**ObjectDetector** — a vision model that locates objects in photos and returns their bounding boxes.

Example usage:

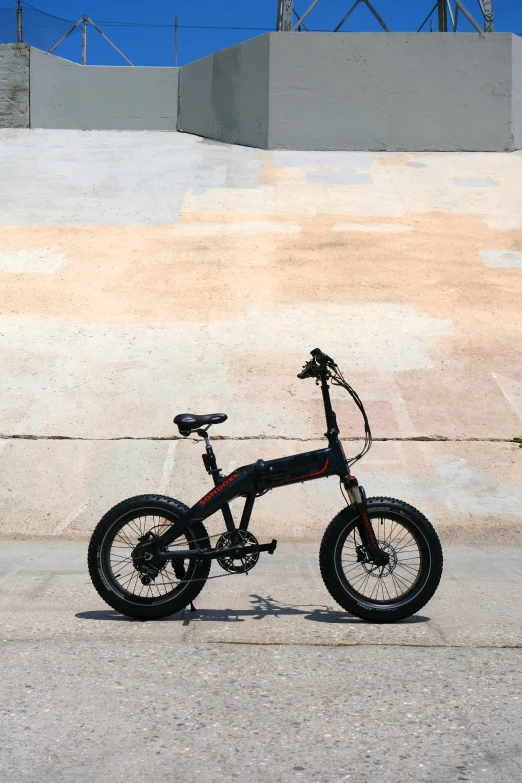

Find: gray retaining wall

[513,33,522,150]
[0,36,521,149]
[29,48,178,131]
[0,44,29,128]
[267,33,515,151]
[178,35,269,148]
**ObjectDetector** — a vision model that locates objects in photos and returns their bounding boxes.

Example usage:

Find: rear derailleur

[133,531,186,585]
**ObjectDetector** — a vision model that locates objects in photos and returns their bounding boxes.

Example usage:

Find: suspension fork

[343,475,388,566]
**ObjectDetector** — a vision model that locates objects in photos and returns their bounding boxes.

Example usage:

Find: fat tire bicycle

[88,349,443,623]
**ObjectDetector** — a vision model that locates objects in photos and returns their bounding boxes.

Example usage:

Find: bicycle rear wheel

[88,494,210,620]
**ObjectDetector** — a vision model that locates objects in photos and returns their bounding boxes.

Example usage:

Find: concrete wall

[0,130,522,542]
[0,44,29,128]
[268,33,515,151]
[2,36,521,149]
[29,48,178,131]
[178,35,269,148]
[513,34,522,150]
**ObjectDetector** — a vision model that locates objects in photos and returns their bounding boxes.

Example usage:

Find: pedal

[268,539,277,554]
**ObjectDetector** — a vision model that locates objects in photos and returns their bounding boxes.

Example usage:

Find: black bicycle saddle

[173,412,227,436]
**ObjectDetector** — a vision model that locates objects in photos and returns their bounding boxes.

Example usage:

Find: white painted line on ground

[52,500,90,536]
[492,373,522,419]
[332,223,412,233]
[158,441,177,495]
[170,221,301,236]
[0,248,66,274]
[479,251,522,269]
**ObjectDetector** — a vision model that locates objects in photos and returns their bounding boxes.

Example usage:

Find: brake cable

[329,364,373,467]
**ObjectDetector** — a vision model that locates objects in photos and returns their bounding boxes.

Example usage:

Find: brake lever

[297,359,319,379]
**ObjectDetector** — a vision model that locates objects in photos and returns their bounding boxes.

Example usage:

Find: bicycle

[88,349,443,623]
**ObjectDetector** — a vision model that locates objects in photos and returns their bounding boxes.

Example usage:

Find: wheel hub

[133,530,168,584]
[361,541,398,577]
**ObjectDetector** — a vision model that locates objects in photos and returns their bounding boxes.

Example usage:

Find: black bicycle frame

[133,369,384,564]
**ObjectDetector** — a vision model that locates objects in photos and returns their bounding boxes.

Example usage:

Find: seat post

[197,428,222,485]
[198,427,237,534]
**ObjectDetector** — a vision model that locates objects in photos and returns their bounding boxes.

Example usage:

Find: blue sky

[10,1,522,66]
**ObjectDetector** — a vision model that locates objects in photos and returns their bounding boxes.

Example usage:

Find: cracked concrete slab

[0,439,520,542]
[0,131,521,541]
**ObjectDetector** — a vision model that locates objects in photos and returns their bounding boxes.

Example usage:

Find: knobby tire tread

[319,497,443,623]
[88,494,211,620]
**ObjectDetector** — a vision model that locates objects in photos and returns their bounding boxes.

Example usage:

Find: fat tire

[319,497,443,623]
[88,495,211,620]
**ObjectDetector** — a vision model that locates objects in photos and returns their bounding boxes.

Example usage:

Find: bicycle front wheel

[319,497,443,623]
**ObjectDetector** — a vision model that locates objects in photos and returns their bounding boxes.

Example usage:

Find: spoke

[360,572,372,596]
[384,520,398,543]
[110,554,133,563]
[115,530,134,548]
[369,574,381,600]
[112,565,134,579]
[120,572,138,590]
[390,572,402,598]
[396,562,420,576]
[392,571,414,590]
[126,518,143,538]
[388,526,411,549]
[394,541,418,555]
[342,561,367,572]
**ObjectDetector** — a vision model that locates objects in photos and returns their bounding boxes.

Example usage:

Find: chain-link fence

[0,3,81,52]
[0,2,271,66]
[1,2,521,67]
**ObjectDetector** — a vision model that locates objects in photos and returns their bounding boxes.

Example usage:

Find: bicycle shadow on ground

[76,594,430,625]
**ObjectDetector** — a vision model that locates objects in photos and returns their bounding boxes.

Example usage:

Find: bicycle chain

[159,530,254,584]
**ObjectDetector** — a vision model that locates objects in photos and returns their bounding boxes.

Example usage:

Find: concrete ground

[1,539,521,782]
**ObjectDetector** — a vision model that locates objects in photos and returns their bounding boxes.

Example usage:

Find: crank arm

[156,539,278,563]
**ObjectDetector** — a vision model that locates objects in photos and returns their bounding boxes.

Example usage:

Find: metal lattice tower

[277,1,495,33]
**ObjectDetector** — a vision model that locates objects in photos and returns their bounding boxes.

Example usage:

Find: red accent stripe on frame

[292,457,329,482]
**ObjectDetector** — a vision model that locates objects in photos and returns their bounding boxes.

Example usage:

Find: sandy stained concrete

[0,130,521,541]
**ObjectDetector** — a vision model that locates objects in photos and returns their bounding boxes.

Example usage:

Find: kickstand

[190,601,196,612]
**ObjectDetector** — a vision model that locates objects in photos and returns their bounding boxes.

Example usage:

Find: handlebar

[297,348,336,379]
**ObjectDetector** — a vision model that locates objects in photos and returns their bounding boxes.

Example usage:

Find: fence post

[82,15,87,65]
[16,0,23,43]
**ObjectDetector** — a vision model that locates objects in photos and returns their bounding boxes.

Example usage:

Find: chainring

[215,530,260,574]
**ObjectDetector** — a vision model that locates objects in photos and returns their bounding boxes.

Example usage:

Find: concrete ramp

[0,129,521,541]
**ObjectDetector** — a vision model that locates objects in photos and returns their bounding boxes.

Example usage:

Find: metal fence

[0,2,273,66]
[0,3,82,52]
[1,1,521,67]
